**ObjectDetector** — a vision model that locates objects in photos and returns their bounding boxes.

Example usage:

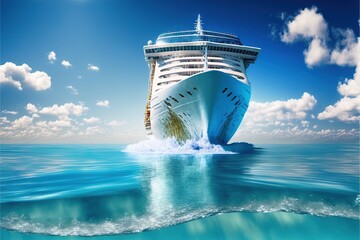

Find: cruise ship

[144,15,260,144]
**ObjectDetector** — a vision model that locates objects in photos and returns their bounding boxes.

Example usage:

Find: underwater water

[0,141,359,239]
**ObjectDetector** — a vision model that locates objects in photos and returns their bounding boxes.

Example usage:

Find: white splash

[124,136,232,154]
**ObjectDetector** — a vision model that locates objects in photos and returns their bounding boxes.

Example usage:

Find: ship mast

[195,14,203,35]
[195,15,208,69]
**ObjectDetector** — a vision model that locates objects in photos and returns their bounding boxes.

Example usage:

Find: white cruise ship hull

[150,70,250,144]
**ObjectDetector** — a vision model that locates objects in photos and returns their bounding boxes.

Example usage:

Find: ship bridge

[156,30,242,45]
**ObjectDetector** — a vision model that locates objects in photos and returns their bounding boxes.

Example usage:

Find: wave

[124,137,254,154]
[1,195,358,236]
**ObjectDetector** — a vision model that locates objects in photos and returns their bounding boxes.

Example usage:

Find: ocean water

[0,141,359,239]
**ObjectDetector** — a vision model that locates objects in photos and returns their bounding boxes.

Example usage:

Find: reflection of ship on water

[137,151,258,217]
[144,15,260,144]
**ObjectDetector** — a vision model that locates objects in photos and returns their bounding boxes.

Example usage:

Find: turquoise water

[1,142,359,239]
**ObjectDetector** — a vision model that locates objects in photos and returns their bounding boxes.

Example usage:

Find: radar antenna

[195,14,203,35]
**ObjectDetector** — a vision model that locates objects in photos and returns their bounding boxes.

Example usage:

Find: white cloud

[83,117,100,124]
[0,63,30,90]
[330,29,359,66]
[39,103,88,117]
[304,38,329,67]
[243,92,316,126]
[48,51,56,62]
[1,110,18,115]
[0,102,134,142]
[318,59,360,122]
[0,62,51,91]
[85,126,104,135]
[61,60,72,68]
[337,63,360,97]
[12,116,33,129]
[301,120,309,127]
[96,100,110,108]
[24,71,52,90]
[281,7,359,69]
[26,103,38,113]
[66,85,79,95]
[281,6,328,43]
[318,96,360,122]
[48,119,72,128]
[88,64,99,72]
[233,93,319,142]
[281,7,329,67]
[235,126,359,143]
[0,117,10,125]
[107,120,125,127]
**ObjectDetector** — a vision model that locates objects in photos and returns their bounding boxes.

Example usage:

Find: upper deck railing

[156,31,242,45]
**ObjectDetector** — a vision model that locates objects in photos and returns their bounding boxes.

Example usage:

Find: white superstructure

[144,15,260,144]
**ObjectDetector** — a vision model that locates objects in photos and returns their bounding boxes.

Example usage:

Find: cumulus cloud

[96,100,110,108]
[47,119,72,128]
[0,62,51,91]
[304,38,329,67]
[39,103,88,117]
[88,64,99,72]
[107,120,125,127]
[12,116,33,129]
[244,92,317,125]
[83,117,100,124]
[301,120,310,127]
[281,6,328,42]
[0,117,10,125]
[48,51,56,62]
[281,7,359,69]
[281,7,329,67]
[280,6,360,123]
[337,63,360,97]
[24,71,52,90]
[234,93,319,142]
[61,60,72,68]
[318,60,360,122]
[0,103,129,142]
[330,29,359,66]
[318,96,360,122]
[85,126,104,135]
[236,127,358,143]
[66,85,79,95]
[1,110,18,115]
[26,103,38,114]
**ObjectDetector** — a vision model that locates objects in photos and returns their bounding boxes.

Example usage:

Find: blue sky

[1,0,359,144]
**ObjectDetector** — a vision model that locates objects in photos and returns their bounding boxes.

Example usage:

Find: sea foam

[124,136,255,154]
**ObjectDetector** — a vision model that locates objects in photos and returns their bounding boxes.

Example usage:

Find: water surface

[1,143,359,239]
